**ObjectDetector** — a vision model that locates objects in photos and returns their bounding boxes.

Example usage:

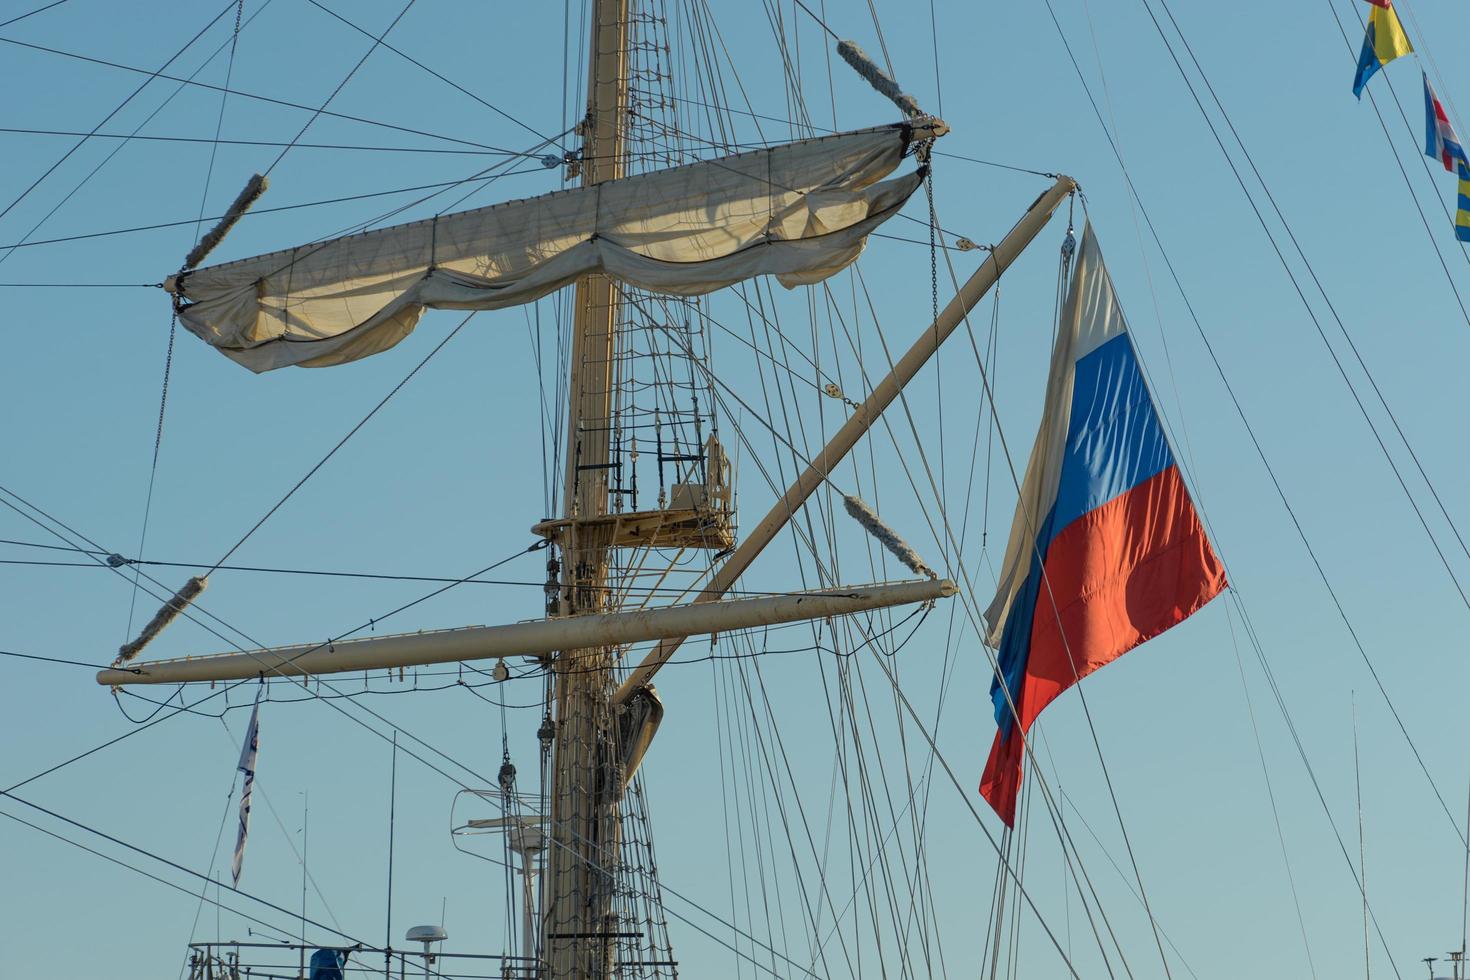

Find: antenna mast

[544,0,630,975]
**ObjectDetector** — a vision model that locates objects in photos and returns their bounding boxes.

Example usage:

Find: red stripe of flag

[979,465,1225,825]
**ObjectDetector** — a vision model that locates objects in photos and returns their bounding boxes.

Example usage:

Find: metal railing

[186,941,538,980]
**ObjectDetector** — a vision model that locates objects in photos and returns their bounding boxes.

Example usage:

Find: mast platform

[531,505,734,552]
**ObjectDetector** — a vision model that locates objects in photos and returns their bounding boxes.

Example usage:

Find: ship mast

[93,8,1079,971]
[545,0,630,975]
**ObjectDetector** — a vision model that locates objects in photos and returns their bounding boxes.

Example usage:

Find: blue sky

[5,0,1470,977]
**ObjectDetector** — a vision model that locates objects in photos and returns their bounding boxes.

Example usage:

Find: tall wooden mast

[545,0,630,975]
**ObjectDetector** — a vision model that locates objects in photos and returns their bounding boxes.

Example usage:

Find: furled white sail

[167,122,934,372]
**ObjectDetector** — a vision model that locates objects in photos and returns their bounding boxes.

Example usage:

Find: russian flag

[979,225,1226,826]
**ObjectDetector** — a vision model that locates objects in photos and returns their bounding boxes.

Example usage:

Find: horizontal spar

[96,578,956,686]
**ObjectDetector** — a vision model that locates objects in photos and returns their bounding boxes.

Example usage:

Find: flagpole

[386,731,398,980]
[300,790,309,980]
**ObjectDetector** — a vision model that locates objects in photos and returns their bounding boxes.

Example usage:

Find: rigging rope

[0,2,285,274]
[1119,0,1468,852]
[202,312,476,575]
[0,36,533,154]
[883,248,1165,978]
[260,0,420,177]
[302,0,564,151]
[0,0,69,29]
[0,1,238,226]
[0,161,551,253]
[841,222,1163,976]
[0,808,308,945]
[124,0,249,670]
[1036,5,1451,972]
[1222,602,1320,979]
[0,792,365,943]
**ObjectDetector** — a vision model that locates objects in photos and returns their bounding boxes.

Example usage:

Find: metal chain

[926,163,939,330]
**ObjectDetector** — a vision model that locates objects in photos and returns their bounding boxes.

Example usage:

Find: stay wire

[0,648,115,670]
[782,216,1131,975]
[1222,602,1319,980]
[260,0,420,177]
[0,792,365,944]
[841,246,1135,977]
[0,478,540,797]
[1048,786,1204,980]
[1,541,542,823]
[302,0,562,151]
[848,237,1146,977]
[1038,6,1452,958]
[1341,19,1470,315]
[0,0,238,225]
[0,128,539,155]
[0,0,280,275]
[204,311,476,574]
[175,751,240,980]
[859,637,1083,978]
[790,0,839,42]
[0,164,550,253]
[1148,0,1470,613]
[0,36,534,155]
[1131,0,1465,848]
[0,486,262,655]
[1317,0,1470,556]
[0,807,313,945]
[3,535,813,974]
[0,549,858,601]
[0,0,67,29]
[127,0,247,654]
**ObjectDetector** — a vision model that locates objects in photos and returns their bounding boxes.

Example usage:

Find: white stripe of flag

[231,702,260,886]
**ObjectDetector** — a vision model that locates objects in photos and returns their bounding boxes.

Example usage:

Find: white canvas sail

[167,123,934,372]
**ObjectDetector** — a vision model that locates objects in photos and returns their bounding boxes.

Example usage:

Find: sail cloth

[979,225,1226,827]
[168,124,927,372]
